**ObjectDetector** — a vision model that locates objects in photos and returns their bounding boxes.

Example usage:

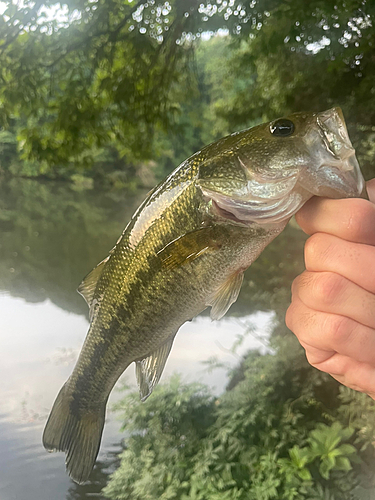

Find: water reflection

[0,178,307,499]
[0,178,146,315]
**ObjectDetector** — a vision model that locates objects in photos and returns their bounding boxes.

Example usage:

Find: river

[0,177,306,500]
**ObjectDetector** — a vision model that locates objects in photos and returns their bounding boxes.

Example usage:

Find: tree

[218,0,375,178]
[1,0,374,175]
[0,1,207,167]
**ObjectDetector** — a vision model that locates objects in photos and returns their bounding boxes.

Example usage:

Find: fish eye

[270,119,295,137]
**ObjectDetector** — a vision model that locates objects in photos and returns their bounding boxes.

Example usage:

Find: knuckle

[303,346,339,375]
[305,351,329,373]
[304,350,317,369]
[311,272,343,306]
[324,314,351,347]
[292,271,314,295]
[285,306,293,330]
[285,302,308,337]
[304,233,322,263]
[285,302,298,331]
[304,233,333,268]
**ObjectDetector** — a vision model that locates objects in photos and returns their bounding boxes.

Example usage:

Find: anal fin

[208,271,244,320]
[135,337,175,401]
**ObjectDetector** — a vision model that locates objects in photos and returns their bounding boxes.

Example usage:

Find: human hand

[286,178,375,398]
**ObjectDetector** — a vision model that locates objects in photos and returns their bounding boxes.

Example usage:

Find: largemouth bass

[43,108,366,483]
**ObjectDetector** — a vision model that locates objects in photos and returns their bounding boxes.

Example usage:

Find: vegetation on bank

[0,35,240,188]
[103,333,375,500]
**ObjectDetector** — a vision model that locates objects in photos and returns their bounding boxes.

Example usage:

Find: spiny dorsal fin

[157,227,221,270]
[208,271,244,321]
[77,257,109,307]
[135,336,175,401]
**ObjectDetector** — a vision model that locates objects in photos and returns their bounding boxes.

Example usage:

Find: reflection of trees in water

[0,177,307,319]
[66,445,123,500]
[0,178,146,315]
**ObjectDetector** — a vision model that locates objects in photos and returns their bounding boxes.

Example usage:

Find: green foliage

[217,0,375,179]
[103,336,375,500]
[103,375,216,500]
[1,0,375,180]
[0,1,193,162]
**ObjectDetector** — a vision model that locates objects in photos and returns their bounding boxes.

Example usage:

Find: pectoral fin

[157,227,221,269]
[135,337,175,401]
[208,271,244,320]
[77,257,109,306]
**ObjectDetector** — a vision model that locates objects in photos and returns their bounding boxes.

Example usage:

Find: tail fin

[42,383,106,484]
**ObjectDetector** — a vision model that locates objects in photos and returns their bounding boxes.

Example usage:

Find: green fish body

[43,108,366,483]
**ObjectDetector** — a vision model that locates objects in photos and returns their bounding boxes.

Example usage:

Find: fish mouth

[300,107,365,199]
[317,107,354,161]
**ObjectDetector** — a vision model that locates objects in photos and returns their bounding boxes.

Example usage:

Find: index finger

[295,179,375,246]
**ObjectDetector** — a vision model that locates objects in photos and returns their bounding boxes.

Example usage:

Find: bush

[103,336,375,500]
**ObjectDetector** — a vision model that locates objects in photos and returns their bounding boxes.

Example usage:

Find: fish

[42,107,366,484]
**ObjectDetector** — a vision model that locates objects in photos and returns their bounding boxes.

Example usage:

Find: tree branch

[43,0,145,69]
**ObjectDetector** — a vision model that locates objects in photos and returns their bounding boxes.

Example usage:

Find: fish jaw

[298,107,365,199]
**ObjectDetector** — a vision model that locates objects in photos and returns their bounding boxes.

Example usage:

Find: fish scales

[68,179,261,400]
[43,108,366,484]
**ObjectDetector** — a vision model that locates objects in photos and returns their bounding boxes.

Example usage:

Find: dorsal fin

[207,271,244,320]
[135,336,175,401]
[77,257,109,307]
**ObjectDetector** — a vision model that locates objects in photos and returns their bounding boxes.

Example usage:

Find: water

[0,177,306,499]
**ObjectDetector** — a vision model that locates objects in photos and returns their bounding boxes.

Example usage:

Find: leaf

[289,445,309,468]
[336,443,356,456]
[297,468,312,482]
[319,461,331,480]
[334,456,352,472]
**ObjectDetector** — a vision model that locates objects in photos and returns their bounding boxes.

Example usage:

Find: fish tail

[42,382,106,484]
